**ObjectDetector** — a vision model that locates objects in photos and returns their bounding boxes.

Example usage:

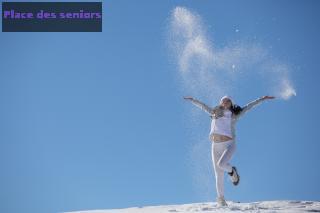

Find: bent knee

[217,159,227,169]
[217,161,224,169]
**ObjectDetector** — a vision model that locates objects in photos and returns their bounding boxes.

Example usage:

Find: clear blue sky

[1,1,319,213]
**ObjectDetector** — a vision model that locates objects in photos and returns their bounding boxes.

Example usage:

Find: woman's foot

[228,166,240,185]
[216,196,228,207]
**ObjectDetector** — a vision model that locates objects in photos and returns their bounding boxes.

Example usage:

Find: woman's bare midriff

[211,133,233,143]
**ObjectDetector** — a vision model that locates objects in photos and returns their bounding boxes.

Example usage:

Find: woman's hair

[230,103,243,115]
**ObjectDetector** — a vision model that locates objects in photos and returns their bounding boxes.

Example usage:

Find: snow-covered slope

[64,200,320,213]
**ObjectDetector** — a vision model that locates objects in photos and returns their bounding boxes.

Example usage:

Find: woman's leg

[214,162,225,198]
[212,142,226,198]
[217,141,236,173]
[212,140,236,197]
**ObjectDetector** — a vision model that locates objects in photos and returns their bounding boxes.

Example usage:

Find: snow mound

[64,200,320,213]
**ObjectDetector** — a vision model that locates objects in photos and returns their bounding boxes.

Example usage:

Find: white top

[210,109,233,138]
[189,96,265,140]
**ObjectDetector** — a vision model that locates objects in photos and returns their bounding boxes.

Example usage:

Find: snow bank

[64,200,320,213]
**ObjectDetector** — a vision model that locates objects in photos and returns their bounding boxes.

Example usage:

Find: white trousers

[211,139,236,198]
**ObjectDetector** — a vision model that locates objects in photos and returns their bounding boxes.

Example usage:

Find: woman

[184,95,275,207]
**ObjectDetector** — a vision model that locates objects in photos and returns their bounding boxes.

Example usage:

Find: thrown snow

[167,6,297,101]
[64,200,320,213]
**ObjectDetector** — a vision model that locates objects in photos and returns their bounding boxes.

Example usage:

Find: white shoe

[216,196,228,207]
[228,166,240,186]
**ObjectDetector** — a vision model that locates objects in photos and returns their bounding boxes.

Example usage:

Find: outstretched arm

[236,95,275,119]
[183,96,214,115]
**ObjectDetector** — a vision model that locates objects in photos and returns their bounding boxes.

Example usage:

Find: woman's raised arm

[183,96,215,115]
[236,95,275,119]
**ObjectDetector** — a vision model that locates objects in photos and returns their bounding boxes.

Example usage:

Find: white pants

[211,139,236,198]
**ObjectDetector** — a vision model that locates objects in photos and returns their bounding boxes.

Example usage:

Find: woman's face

[221,98,232,109]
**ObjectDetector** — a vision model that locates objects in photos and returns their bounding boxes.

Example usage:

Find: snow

[168,6,297,102]
[64,200,320,213]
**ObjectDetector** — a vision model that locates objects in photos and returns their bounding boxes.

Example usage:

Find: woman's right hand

[262,95,275,100]
[183,96,194,100]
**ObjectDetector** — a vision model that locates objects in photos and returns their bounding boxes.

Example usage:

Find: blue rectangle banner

[2,2,102,32]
